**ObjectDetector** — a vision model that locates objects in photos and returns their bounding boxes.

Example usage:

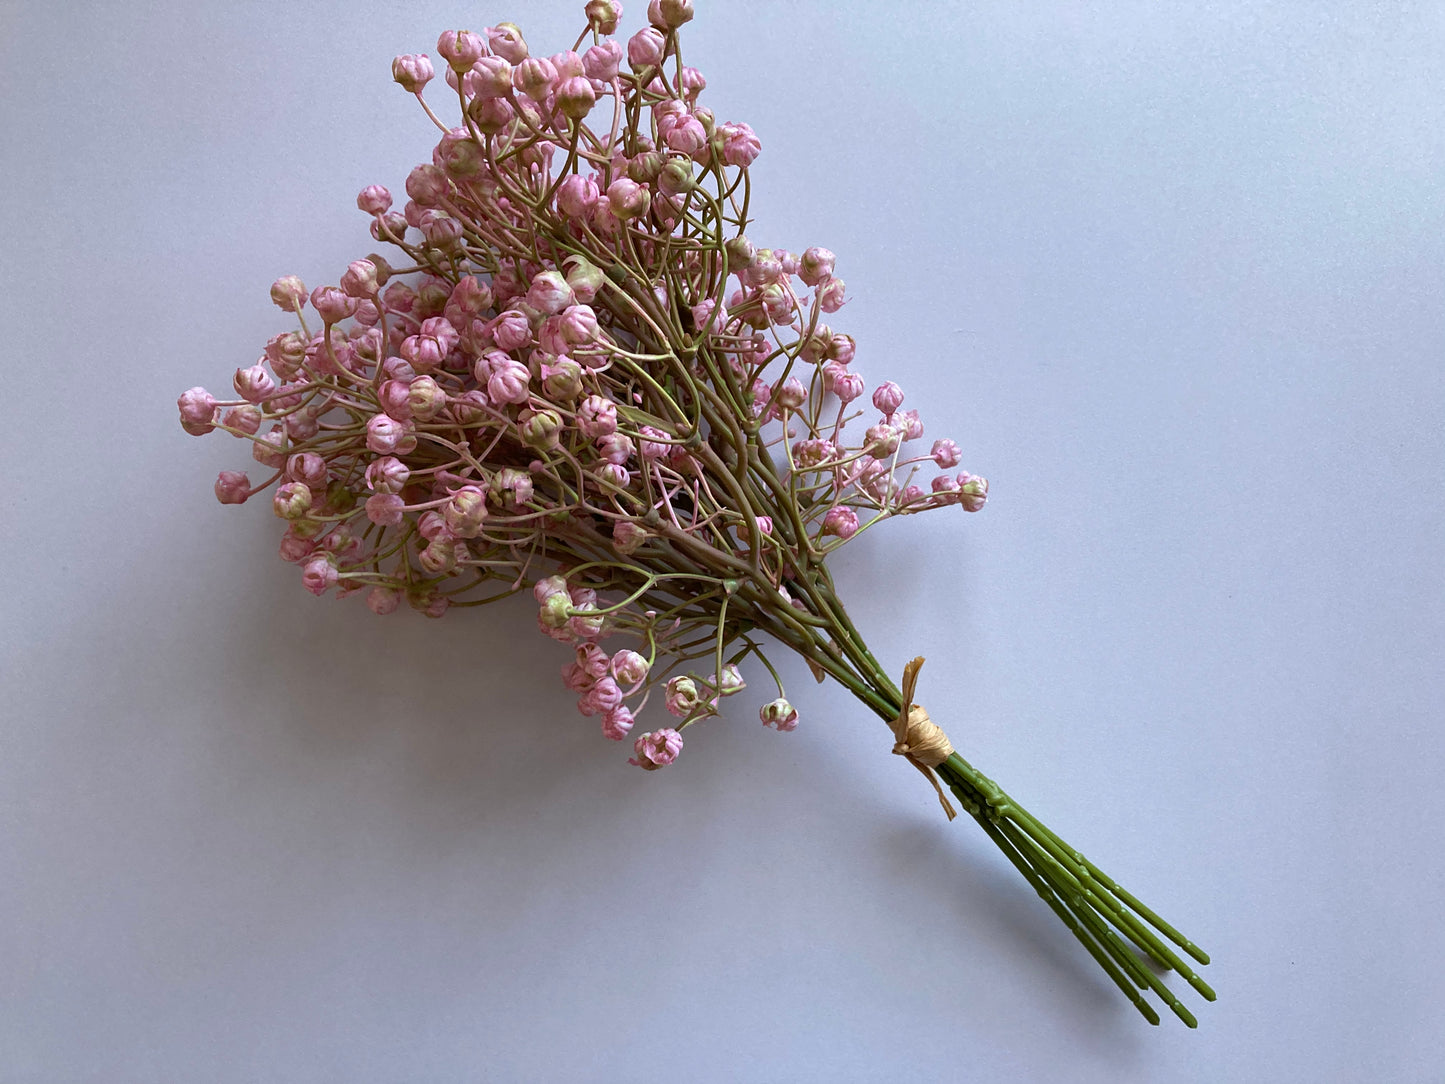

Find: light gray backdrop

[2,1,1442,1080]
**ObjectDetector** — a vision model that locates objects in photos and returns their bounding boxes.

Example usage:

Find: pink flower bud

[563,257,604,306]
[648,0,694,29]
[872,381,904,416]
[407,375,447,420]
[958,473,989,512]
[601,706,635,741]
[744,250,782,287]
[562,660,595,694]
[441,390,484,427]
[340,259,380,299]
[486,23,529,65]
[527,271,575,315]
[178,387,217,435]
[214,470,250,504]
[252,427,288,467]
[220,405,261,435]
[930,438,962,469]
[400,320,457,374]
[301,555,339,596]
[233,364,276,405]
[581,676,624,717]
[392,53,435,92]
[606,177,651,221]
[688,299,717,334]
[382,284,416,319]
[541,357,584,401]
[490,309,533,352]
[586,0,623,34]
[269,275,307,312]
[493,467,533,507]
[272,481,313,520]
[792,439,837,469]
[420,212,464,250]
[715,664,745,696]
[613,520,649,554]
[378,379,414,421]
[777,377,807,410]
[309,286,357,325]
[680,66,707,100]
[595,432,634,465]
[405,163,451,207]
[760,698,798,732]
[534,575,569,603]
[445,276,493,325]
[611,649,650,689]
[556,75,596,120]
[265,332,307,379]
[656,158,694,197]
[364,492,405,527]
[717,121,761,168]
[822,506,859,539]
[832,368,865,404]
[367,586,401,615]
[575,642,610,678]
[378,358,413,384]
[512,55,557,100]
[634,425,671,461]
[278,530,315,563]
[596,462,630,488]
[629,728,683,770]
[582,39,622,80]
[372,211,409,242]
[759,282,794,324]
[418,537,458,574]
[548,50,583,80]
[285,452,327,489]
[365,456,409,494]
[357,185,392,214]
[487,357,532,406]
[799,246,835,286]
[818,278,847,312]
[577,394,617,438]
[664,115,707,156]
[896,408,924,441]
[366,413,408,454]
[569,601,605,640]
[436,30,485,73]
[556,174,600,220]
[664,676,701,718]
[827,332,856,364]
[560,304,600,345]
[865,422,901,457]
[462,54,511,101]
[628,27,666,69]
[439,485,485,538]
[285,413,320,441]
[519,408,563,450]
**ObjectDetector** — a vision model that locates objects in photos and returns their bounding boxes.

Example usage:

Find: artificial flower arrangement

[178,0,1213,1026]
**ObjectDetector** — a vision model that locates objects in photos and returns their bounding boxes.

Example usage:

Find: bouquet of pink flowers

[178,0,1213,1025]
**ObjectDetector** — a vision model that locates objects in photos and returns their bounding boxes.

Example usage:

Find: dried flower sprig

[179,0,1213,1025]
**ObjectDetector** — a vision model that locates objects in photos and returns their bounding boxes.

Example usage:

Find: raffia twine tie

[890,656,957,821]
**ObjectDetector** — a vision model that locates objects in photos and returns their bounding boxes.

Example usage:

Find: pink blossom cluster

[179,1,985,769]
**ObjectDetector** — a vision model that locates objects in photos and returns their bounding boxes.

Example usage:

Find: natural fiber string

[890,656,957,820]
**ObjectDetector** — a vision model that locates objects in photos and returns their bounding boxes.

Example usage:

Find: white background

[2,1,1443,1080]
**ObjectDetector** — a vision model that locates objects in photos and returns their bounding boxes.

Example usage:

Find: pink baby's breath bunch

[180,1,1212,1026]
